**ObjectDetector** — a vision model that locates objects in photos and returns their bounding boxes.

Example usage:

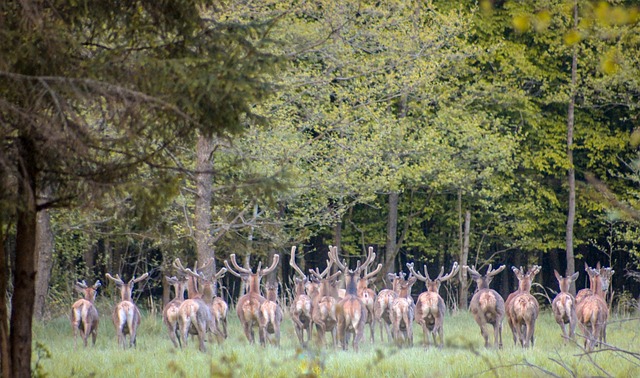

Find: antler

[486,264,506,277]
[328,246,348,272]
[76,280,88,288]
[105,273,125,286]
[214,267,227,279]
[225,254,253,277]
[358,247,376,274]
[463,265,480,278]
[438,262,460,282]
[129,272,149,285]
[362,263,383,281]
[406,262,428,282]
[309,259,333,279]
[289,246,307,278]
[258,254,280,276]
[92,280,102,289]
[194,258,214,274]
[528,265,541,277]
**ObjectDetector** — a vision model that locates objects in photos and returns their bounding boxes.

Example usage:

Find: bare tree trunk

[333,221,342,252]
[195,134,215,275]
[566,2,578,296]
[1,224,11,378]
[459,209,470,310]
[10,136,38,378]
[383,191,399,274]
[34,208,54,321]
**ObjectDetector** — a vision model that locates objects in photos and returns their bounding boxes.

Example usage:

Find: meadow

[32,302,640,378]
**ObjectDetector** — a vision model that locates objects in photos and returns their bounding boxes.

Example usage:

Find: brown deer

[464,264,506,348]
[374,272,402,342]
[576,262,614,305]
[552,270,579,341]
[105,272,149,348]
[330,246,376,352]
[163,275,187,348]
[71,280,101,347]
[407,261,459,348]
[505,265,541,348]
[224,253,280,345]
[173,258,224,352]
[289,246,314,347]
[356,246,383,343]
[259,282,283,347]
[576,265,609,351]
[309,255,342,348]
[389,274,417,347]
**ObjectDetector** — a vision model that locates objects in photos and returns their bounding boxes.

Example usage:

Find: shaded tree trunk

[10,136,38,378]
[34,207,54,321]
[566,2,578,296]
[459,209,470,310]
[383,191,399,275]
[195,134,215,274]
[1,224,10,378]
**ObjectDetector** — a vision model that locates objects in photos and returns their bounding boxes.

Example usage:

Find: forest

[1,0,640,377]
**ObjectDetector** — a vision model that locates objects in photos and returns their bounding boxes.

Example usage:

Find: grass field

[33,304,640,377]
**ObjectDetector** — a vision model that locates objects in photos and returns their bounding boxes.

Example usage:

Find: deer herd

[71,247,615,353]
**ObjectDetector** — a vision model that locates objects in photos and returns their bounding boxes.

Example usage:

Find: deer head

[407,261,459,293]
[224,253,280,295]
[329,245,381,295]
[105,272,149,302]
[74,280,101,302]
[553,270,579,294]
[511,265,541,292]
[464,264,506,291]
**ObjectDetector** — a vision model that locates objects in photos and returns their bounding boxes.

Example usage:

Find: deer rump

[472,291,503,324]
[552,293,574,324]
[415,292,443,330]
[113,301,141,336]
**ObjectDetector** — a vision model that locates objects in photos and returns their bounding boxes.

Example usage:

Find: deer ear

[554,270,562,281]
[570,272,579,281]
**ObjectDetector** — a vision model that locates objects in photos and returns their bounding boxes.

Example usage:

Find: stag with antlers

[309,253,342,348]
[71,280,101,347]
[105,272,149,348]
[407,261,459,348]
[505,265,541,348]
[576,264,611,351]
[464,264,506,349]
[329,246,377,352]
[389,273,417,347]
[356,246,383,343]
[552,270,579,342]
[224,253,280,346]
[163,275,187,348]
[174,258,227,351]
[374,272,403,342]
[289,246,314,347]
[259,282,283,347]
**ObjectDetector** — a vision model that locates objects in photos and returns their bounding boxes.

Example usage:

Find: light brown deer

[71,280,101,347]
[374,272,402,342]
[289,246,314,347]
[173,258,224,352]
[576,265,609,351]
[105,272,149,348]
[163,275,187,348]
[259,282,283,347]
[224,253,280,345]
[309,255,342,348]
[576,262,614,305]
[552,270,579,341]
[330,246,377,352]
[464,264,506,348]
[389,274,417,347]
[407,261,459,348]
[505,265,540,348]
[357,246,383,343]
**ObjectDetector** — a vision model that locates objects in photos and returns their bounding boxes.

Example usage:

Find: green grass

[33,307,640,377]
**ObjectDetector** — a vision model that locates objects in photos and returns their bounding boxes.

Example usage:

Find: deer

[163,275,187,348]
[576,263,614,306]
[105,272,149,348]
[551,270,579,342]
[308,254,342,348]
[356,246,383,343]
[389,273,417,347]
[464,264,506,348]
[576,264,610,351]
[505,265,541,348]
[374,272,402,342]
[329,246,377,352]
[259,282,283,347]
[71,280,101,347]
[173,258,225,352]
[289,245,314,347]
[407,261,459,348]
[224,253,280,346]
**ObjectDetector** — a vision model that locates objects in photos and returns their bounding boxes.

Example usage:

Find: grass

[33,305,640,377]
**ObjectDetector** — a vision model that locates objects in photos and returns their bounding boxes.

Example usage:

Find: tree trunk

[566,2,578,296]
[10,136,38,378]
[195,134,215,274]
[1,224,11,378]
[459,210,470,310]
[383,191,399,274]
[34,208,54,321]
